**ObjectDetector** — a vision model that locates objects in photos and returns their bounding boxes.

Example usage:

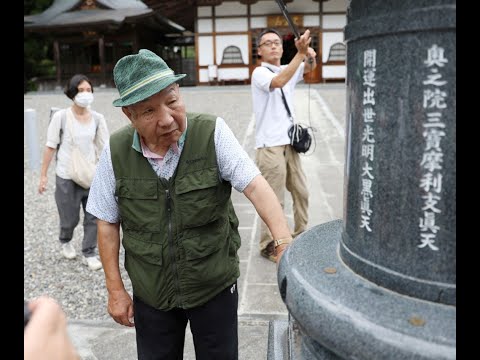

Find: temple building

[24,0,347,89]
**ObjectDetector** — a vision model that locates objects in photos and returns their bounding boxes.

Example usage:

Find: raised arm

[270,29,312,89]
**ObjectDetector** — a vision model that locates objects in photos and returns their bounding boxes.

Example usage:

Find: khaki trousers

[255,145,309,252]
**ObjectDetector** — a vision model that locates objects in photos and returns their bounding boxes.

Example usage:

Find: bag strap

[279,88,294,123]
[264,66,294,123]
[65,111,77,146]
[263,65,316,153]
[52,109,67,161]
[90,110,101,129]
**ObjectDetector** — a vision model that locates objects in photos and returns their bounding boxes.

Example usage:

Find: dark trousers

[54,175,97,256]
[134,282,238,360]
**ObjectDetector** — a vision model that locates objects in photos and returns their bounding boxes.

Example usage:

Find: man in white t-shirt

[251,28,317,262]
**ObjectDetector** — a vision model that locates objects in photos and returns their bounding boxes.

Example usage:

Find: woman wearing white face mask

[38,74,110,271]
[74,90,94,108]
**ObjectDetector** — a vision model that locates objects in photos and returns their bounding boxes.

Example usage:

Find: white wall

[215,2,247,16]
[199,67,250,82]
[323,0,348,12]
[198,36,214,66]
[197,6,211,17]
[322,32,344,63]
[250,1,280,15]
[250,17,266,29]
[322,14,346,29]
[198,19,213,33]
[199,68,209,83]
[321,0,346,81]
[216,34,249,65]
[304,15,320,27]
[286,0,319,13]
[216,18,248,32]
[323,65,346,79]
[218,68,250,80]
[251,0,318,14]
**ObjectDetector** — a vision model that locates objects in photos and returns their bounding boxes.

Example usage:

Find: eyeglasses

[259,40,282,48]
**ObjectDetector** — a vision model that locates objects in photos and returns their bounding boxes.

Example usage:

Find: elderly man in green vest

[86,49,293,360]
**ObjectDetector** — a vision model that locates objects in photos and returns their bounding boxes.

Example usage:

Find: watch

[274,237,293,247]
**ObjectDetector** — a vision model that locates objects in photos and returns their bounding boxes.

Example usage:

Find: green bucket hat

[112,49,186,107]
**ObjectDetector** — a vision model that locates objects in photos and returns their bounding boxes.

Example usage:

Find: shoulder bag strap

[264,66,294,124]
[55,109,67,161]
[91,110,100,130]
[91,110,104,162]
[65,110,76,146]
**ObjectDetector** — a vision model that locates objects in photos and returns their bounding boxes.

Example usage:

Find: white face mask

[74,92,94,108]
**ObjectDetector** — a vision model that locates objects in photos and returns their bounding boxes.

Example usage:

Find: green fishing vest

[110,113,241,310]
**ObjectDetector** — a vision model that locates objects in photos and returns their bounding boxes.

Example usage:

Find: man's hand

[294,29,312,56]
[275,243,289,265]
[306,47,317,62]
[108,289,135,327]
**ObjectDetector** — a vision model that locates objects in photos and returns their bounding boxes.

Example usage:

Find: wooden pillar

[98,35,106,87]
[212,6,217,67]
[53,40,62,90]
[318,0,324,83]
[112,40,118,64]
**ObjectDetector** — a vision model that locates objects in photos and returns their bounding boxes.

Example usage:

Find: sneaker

[260,241,277,263]
[61,243,76,259]
[82,256,103,271]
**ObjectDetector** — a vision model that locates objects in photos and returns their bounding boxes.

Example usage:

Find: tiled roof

[24,0,184,33]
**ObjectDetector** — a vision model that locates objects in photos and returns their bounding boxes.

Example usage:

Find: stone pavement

[24,83,346,359]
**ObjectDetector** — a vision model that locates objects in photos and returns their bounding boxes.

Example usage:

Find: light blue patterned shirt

[86,116,260,223]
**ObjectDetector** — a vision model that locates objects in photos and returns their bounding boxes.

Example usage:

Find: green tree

[24,0,55,93]
[24,0,54,15]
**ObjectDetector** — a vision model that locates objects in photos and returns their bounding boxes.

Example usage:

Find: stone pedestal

[270,221,455,359]
[268,1,456,358]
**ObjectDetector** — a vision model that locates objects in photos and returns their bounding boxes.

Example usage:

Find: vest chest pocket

[175,167,220,228]
[116,178,161,231]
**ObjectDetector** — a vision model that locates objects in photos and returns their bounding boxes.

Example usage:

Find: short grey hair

[257,28,282,48]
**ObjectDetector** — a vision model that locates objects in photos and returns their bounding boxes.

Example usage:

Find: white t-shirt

[46,107,108,179]
[251,62,305,148]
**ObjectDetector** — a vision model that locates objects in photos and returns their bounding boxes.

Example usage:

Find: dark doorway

[281,32,296,65]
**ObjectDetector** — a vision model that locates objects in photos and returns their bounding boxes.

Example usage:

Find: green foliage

[24,0,55,92]
[184,46,195,59]
[24,0,54,15]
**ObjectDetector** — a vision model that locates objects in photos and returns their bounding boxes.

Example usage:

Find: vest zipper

[166,189,182,307]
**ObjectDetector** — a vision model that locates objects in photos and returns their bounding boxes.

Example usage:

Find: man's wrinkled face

[123,83,186,147]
